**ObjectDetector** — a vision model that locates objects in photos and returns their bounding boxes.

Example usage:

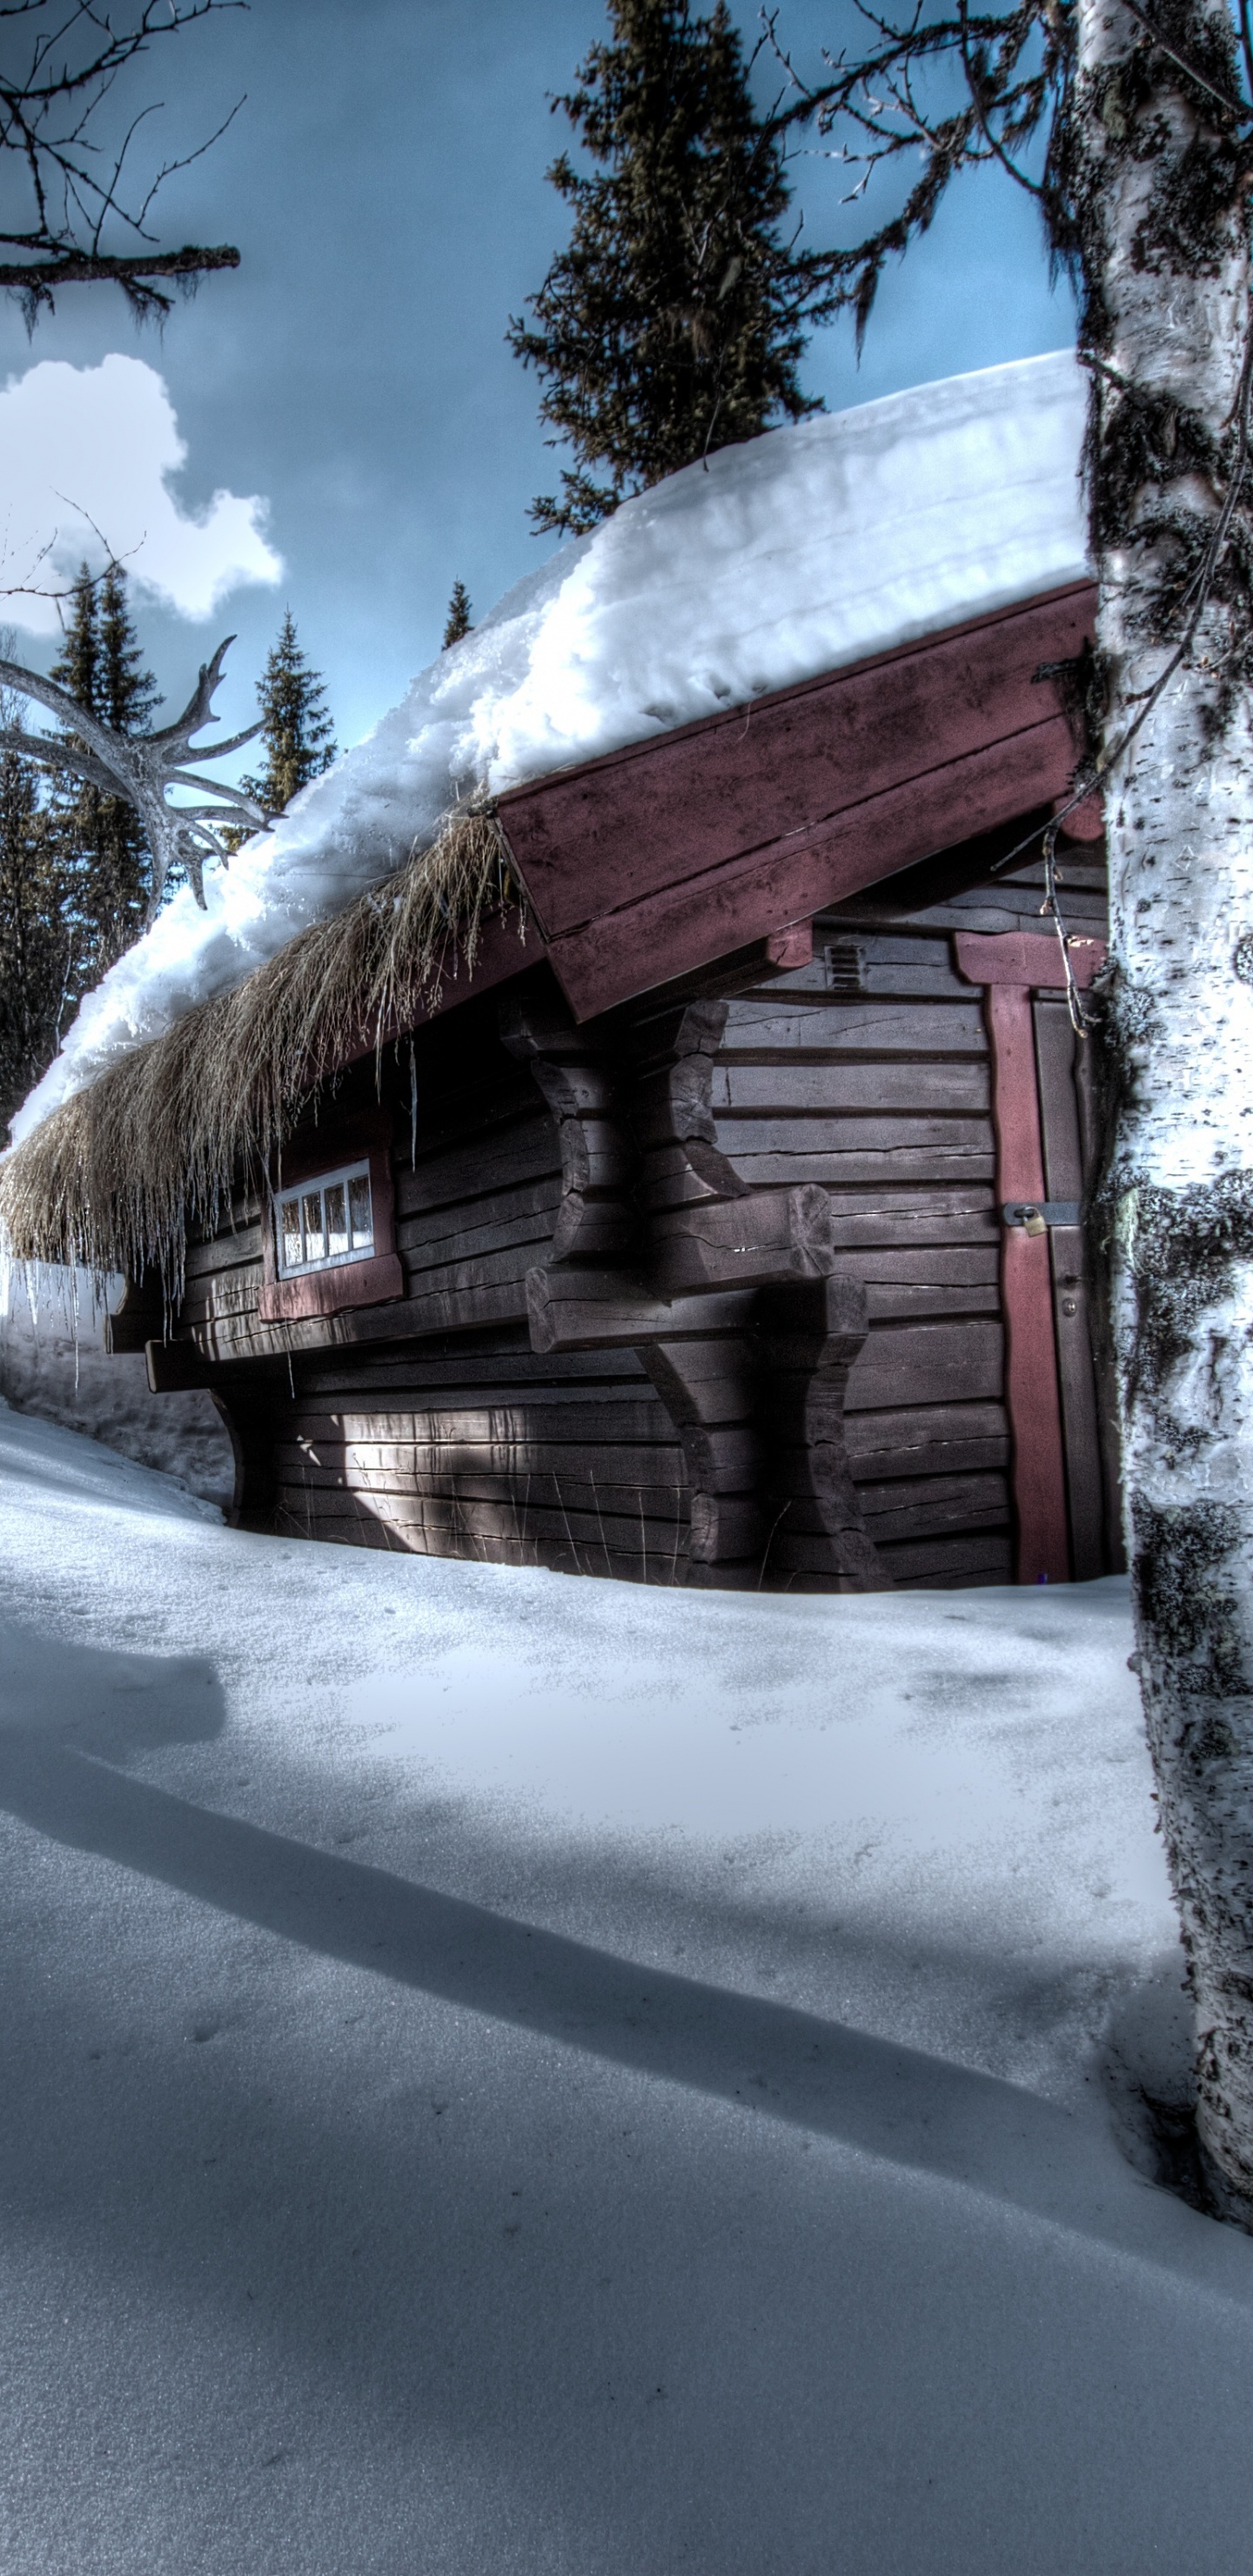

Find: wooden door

[955,931,1115,1582]
[1032,996,1110,1580]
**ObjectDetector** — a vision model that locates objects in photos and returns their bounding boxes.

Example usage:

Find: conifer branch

[509,0,839,534]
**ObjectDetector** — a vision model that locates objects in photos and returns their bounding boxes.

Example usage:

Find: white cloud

[0,353,282,635]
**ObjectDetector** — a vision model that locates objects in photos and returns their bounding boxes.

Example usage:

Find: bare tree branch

[0,0,245,322]
[0,635,265,915]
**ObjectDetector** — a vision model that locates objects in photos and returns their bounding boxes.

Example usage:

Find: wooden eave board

[497,582,1096,1022]
[335,580,1096,1076]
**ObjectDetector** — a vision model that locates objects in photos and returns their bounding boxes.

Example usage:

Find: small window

[275,1159,374,1278]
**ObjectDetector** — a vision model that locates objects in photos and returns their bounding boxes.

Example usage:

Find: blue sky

[0,0,1075,762]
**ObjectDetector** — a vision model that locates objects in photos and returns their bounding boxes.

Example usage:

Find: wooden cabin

[109,577,1122,1593]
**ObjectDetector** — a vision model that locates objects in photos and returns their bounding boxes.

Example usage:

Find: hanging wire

[988,306,1253,944]
[1038,823,1097,1035]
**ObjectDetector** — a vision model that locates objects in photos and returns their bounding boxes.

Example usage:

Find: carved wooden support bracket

[499,988,636,1261]
[626,992,747,1209]
[751,1278,886,1593]
[640,1322,761,1586]
[634,1276,881,1592]
[505,987,842,1298]
[504,983,881,1590]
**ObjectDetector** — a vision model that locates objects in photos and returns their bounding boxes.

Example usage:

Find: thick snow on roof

[12,347,1088,1146]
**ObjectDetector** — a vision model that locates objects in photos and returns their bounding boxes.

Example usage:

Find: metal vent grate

[823,936,865,996]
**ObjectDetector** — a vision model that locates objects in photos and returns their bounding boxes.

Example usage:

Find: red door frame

[955,930,1106,1585]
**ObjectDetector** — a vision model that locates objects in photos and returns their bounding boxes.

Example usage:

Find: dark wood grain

[500,586,1095,937]
[394,1115,561,1219]
[714,1060,989,1114]
[725,1150,996,1188]
[719,998,988,1054]
[857,1470,1009,1543]
[844,1319,1004,1412]
[547,714,1078,1020]
[845,1402,1010,1483]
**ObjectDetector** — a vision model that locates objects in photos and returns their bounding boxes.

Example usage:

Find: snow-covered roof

[11,348,1088,1148]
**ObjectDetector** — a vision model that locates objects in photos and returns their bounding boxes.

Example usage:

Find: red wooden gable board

[337,580,1098,1072]
[497,581,1097,1022]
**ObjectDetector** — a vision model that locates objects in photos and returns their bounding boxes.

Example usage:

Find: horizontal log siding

[265,1329,691,1582]
[714,922,1013,1590]
[175,1015,566,1355]
[171,845,1108,1596]
[833,852,1109,942]
[182,1016,687,1579]
[705,849,1108,1587]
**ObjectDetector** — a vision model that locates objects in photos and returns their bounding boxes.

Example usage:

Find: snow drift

[11,348,1088,1146]
[4,1407,1253,2572]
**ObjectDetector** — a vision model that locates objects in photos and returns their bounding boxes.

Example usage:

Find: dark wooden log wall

[166,996,694,1580]
[264,1332,691,1580]
[706,838,1112,1588]
[151,833,1114,1593]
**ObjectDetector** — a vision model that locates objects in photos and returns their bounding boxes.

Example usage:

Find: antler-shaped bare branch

[0,636,267,918]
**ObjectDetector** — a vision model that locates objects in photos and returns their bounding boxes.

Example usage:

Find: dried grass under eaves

[0,806,516,1295]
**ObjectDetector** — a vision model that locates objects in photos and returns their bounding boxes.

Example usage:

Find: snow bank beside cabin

[0,1261,233,1502]
[5,1408,1253,2573]
[11,349,1088,1147]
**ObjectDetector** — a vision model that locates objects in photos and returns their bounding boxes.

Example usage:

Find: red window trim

[257,1108,402,1323]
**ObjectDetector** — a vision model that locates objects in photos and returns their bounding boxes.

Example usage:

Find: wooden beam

[950,929,1105,991]
[499,585,1096,939]
[983,980,1069,1584]
[1033,996,1109,1580]
[954,929,1106,1585]
[145,1337,212,1393]
[545,715,1078,1022]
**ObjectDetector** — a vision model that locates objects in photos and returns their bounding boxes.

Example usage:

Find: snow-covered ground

[13,350,1087,1143]
[3,1402,1253,2574]
[0,1264,233,1505]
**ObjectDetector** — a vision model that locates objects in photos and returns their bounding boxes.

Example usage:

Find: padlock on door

[1002,1200,1076,1237]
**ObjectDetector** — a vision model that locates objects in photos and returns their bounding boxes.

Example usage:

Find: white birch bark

[1078,0,1253,2209]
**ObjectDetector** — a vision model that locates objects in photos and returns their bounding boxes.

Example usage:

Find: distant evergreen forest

[0,587,335,1144]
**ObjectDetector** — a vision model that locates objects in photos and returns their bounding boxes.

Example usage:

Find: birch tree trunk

[1077,0,1253,2213]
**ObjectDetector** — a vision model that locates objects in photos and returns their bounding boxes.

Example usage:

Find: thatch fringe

[0,805,514,1291]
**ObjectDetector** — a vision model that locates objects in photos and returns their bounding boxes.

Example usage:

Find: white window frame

[275,1158,374,1279]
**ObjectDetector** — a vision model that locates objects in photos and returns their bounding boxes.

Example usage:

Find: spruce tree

[442,580,473,648]
[237,611,337,824]
[50,566,162,977]
[508,0,834,534]
[0,671,72,1143]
